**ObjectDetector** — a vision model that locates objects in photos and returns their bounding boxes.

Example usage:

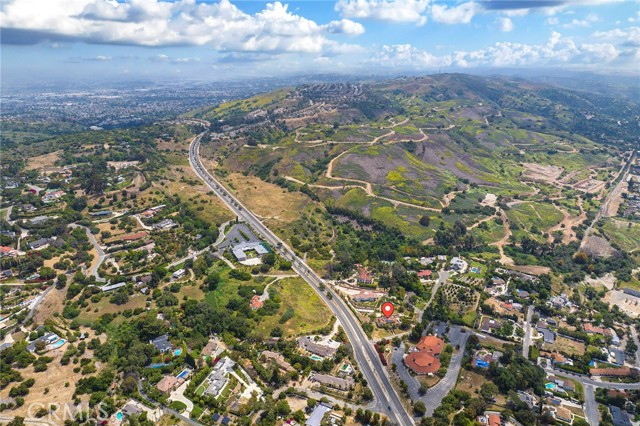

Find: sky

[1,0,639,84]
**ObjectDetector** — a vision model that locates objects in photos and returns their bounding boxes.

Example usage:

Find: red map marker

[381,302,394,318]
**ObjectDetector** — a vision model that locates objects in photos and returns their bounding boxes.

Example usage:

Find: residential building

[156,376,178,394]
[261,350,295,373]
[355,264,373,285]
[536,326,556,344]
[481,317,502,333]
[610,405,632,426]
[310,373,354,390]
[554,407,573,424]
[99,282,126,292]
[150,334,173,353]
[250,295,264,310]
[450,256,468,273]
[28,238,51,250]
[172,269,186,279]
[297,336,337,358]
[417,269,432,279]
[204,357,236,398]
[231,241,268,261]
[306,404,332,426]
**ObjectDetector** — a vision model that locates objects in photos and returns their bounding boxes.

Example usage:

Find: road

[630,328,640,368]
[189,131,414,426]
[167,220,232,269]
[522,305,534,358]
[69,224,106,282]
[583,384,599,426]
[581,151,634,246]
[543,365,640,389]
[391,325,469,416]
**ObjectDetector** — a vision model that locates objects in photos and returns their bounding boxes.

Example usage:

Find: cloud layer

[0,0,363,53]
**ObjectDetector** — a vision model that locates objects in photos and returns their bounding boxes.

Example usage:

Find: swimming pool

[177,369,189,379]
[116,412,123,421]
[545,383,557,390]
[50,339,66,349]
[149,363,169,368]
[310,355,323,361]
[174,348,182,356]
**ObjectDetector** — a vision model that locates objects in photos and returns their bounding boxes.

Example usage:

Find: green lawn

[251,277,333,337]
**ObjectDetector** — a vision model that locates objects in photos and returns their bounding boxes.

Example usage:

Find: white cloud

[0,0,363,54]
[546,17,559,25]
[560,13,599,29]
[593,26,640,47]
[372,44,450,68]
[335,0,430,25]
[496,17,513,32]
[371,31,628,69]
[323,19,365,35]
[430,1,480,25]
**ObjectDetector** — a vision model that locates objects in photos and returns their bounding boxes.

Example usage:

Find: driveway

[169,380,194,416]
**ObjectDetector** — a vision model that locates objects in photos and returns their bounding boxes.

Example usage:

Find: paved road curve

[189,131,414,426]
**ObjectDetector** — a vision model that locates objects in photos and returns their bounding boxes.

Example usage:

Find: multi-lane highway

[189,131,414,426]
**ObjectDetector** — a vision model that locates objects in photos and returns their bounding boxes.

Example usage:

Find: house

[610,405,632,426]
[28,238,51,250]
[122,403,143,417]
[355,264,373,285]
[310,373,354,390]
[89,210,112,217]
[121,231,148,242]
[250,295,264,310]
[516,289,530,299]
[0,246,19,257]
[590,367,636,377]
[376,316,400,327]
[153,219,176,230]
[297,336,337,358]
[477,413,501,426]
[517,392,538,410]
[261,350,295,373]
[554,407,573,424]
[449,256,468,273]
[417,270,433,279]
[537,327,556,344]
[405,335,445,375]
[481,317,502,333]
[202,339,220,358]
[584,323,612,336]
[352,290,381,303]
[172,269,186,279]
[42,190,65,203]
[150,334,173,353]
[306,404,332,426]
[156,376,179,394]
[99,282,126,292]
[204,357,235,398]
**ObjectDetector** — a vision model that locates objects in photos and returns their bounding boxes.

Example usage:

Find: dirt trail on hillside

[491,208,515,265]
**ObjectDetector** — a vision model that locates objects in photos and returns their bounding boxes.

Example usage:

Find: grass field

[251,277,332,337]
[506,202,564,234]
[601,218,640,253]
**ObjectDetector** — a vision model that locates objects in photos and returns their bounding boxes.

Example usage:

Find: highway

[189,131,414,426]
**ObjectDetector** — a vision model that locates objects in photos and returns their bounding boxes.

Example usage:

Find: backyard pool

[177,368,190,379]
[545,383,557,390]
[116,412,123,421]
[310,355,323,361]
[50,339,66,349]
[149,363,169,368]
[174,348,183,356]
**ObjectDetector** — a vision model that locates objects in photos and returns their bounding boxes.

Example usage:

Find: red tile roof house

[404,335,445,375]
[417,270,433,279]
[250,295,264,310]
[355,264,373,285]
[583,323,612,336]
[121,231,148,242]
[0,246,18,257]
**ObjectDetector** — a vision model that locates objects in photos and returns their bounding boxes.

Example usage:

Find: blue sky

[1,0,639,83]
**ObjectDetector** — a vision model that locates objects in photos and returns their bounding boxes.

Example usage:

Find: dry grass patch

[25,151,61,171]
[223,173,316,223]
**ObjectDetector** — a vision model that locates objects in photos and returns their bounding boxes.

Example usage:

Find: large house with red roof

[355,264,373,285]
[404,335,445,375]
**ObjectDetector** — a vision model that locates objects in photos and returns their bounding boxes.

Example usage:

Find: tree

[480,382,498,402]
[419,215,431,227]
[205,272,221,291]
[39,267,56,280]
[56,273,67,289]
[413,401,426,417]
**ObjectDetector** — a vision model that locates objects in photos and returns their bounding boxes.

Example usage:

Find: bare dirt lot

[25,151,61,171]
[522,163,564,183]
[605,290,640,317]
[582,235,616,257]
